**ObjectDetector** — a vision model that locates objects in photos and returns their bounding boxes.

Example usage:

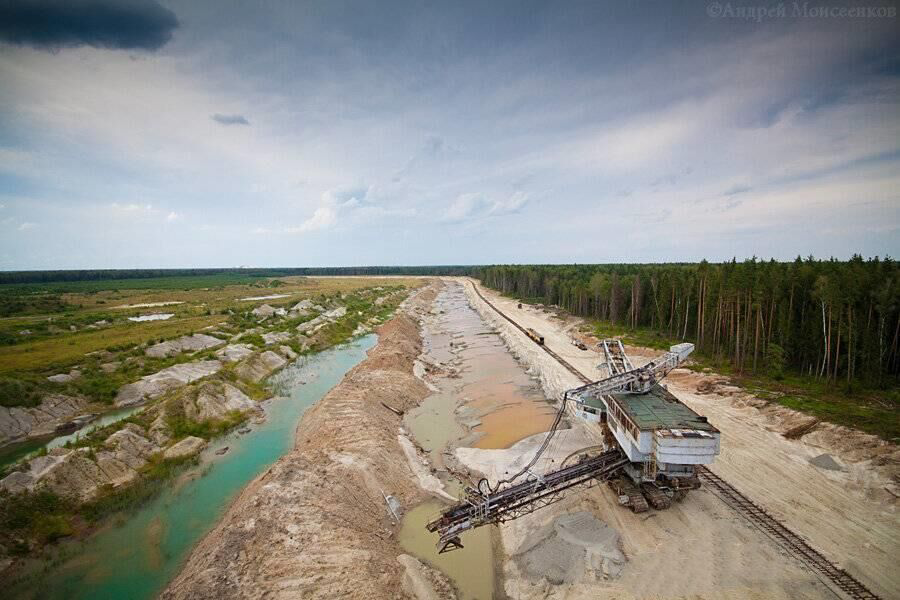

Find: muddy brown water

[399,500,496,600]
[402,282,557,599]
[407,283,555,459]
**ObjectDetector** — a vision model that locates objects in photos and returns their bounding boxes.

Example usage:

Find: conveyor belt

[426,447,627,552]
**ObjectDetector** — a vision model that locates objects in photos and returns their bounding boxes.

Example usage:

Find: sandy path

[459,277,898,599]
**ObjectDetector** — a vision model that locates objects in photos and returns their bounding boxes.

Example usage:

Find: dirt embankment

[161,283,454,600]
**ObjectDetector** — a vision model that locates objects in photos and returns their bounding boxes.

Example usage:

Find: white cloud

[18,222,36,231]
[0,11,896,267]
[442,191,529,222]
[287,205,337,233]
[166,211,181,222]
[488,191,529,216]
[285,184,412,234]
[111,202,154,213]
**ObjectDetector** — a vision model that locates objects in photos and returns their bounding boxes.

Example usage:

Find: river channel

[10,334,376,600]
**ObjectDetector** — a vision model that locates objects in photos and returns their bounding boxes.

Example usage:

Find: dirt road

[464,277,898,599]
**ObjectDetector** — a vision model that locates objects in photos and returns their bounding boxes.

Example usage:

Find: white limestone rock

[0,395,87,446]
[187,383,256,422]
[164,436,206,460]
[47,370,81,383]
[251,304,276,319]
[114,360,223,407]
[261,331,292,345]
[234,351,287,383]
[279,345,298,360]
[145,334,224,358]
[216,343,256,363]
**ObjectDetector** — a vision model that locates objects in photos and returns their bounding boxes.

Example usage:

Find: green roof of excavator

[609,385,718,432]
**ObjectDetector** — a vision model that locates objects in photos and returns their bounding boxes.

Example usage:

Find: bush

[0,489,74,532]
[0,377,43,408]
[71,374,122,404]
[240,333,266,348]
[34,514,74,543]
[766,343,786,380]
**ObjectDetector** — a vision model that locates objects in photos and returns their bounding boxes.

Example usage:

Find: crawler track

[467,279,881,600]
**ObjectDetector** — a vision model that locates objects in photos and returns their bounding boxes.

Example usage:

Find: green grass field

[0,276,422,406]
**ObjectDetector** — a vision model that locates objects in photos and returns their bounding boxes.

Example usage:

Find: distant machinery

[525,328,544,345]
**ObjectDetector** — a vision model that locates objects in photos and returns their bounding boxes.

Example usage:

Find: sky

[0,0,898,269]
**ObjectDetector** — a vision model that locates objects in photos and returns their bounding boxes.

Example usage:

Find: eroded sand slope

[162,285,453,600]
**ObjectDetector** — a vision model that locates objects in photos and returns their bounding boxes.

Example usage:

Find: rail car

[525,328,544,344]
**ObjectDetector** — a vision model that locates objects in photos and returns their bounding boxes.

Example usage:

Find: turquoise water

[13,334,376,600]
[1,407,145,471]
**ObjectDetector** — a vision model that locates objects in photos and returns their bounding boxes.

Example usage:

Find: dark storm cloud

[0,0,178,51]
[211,114,250,126]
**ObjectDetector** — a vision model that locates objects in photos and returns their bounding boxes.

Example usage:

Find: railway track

[467,279,882,600]
[697,466,880,600]
[468,281,591,385]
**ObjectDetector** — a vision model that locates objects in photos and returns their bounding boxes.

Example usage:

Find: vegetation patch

[166,408,247,441]
[0,376,45,408]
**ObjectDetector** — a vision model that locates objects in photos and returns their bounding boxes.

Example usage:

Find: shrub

[766,343,786,380]
[0,377,43,408]
[0,489,74,532]
[240,333,266,348]
[34,514,74,543]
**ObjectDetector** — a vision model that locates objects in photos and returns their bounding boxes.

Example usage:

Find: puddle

[399,500,495,600]
[473,399,556,449]
[239,294,291,301]
[128,314,174,322]
[115,302,184,309]
[407,283,555,457]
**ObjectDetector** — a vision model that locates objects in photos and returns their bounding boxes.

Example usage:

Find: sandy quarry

[161,277,897,599]
[461,277,898,599]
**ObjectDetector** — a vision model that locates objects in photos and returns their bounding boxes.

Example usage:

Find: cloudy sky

[0,0,898,269]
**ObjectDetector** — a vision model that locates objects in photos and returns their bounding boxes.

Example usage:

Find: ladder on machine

[644,428,659,481]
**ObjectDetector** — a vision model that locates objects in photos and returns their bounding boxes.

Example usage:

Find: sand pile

[515,512,624,584]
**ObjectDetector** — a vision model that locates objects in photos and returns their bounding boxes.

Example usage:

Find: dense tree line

[476,257,900,386]
[0,266,476,285]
